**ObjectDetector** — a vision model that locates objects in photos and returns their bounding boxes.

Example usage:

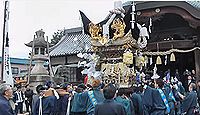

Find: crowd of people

[0,69,200,115]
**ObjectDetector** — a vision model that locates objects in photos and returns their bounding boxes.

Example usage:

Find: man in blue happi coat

[32,85,56,115]
[94,83,126,115]
[115,88,135,115]
[0,83,15,115]
[151,79,171,115]
[142,83,154,115]
[131,85,143,115]
[179,82,198,115]
[72,78,104,115]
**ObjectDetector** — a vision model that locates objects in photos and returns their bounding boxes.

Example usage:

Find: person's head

[103,83,116,99]
[92,79,101,88]
[117,88,125,96]
[25,85,30,90]
[45,81,54,89]
[36,84,47,95]
[187,75,192,80]
[16,85,22,91]
[192,70,195,74]
[0,84,13,100]
[175,69,179,72]
[197,80,200,87]
[77,83,86,90]
[60,83,73,93]
[189,82,196,92]
[155,79,164,88]
[60,83,69,90]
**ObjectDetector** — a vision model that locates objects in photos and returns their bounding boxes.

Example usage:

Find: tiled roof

[50,28,92,56]
[64,27,83,35]
[25,38,48,48]
[186,1,200,10]
[0,57,29,65]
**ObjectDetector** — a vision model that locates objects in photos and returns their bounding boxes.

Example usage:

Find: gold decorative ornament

[89,23,102,40]
[98,36,108,45]
[111,18,126,40]
[123,51,133,65]
[135,55,145,67]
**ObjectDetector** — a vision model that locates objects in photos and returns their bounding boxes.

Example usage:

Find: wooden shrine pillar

[194,49,200,81]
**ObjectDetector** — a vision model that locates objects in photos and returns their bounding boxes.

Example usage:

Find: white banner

[3,46,13,86]
[2,1,13,86]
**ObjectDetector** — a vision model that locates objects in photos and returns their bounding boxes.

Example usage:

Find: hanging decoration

[151,64,160,79]
[170,53,176,61]
[155,43,162,65]
[135,52,145,67]
[164,55,167,65]
[144,55,148,67]
[143,47,200,56]
[123,50,133,65]
[156,55,162,65]
[149,56,153,65]
[77,52,102,84]
[136,23,148,49]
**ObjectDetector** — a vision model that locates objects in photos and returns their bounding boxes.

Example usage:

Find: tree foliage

[51,30,65,46]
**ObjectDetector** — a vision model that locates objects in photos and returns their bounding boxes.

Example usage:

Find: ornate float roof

[50,1,200,57]
[50,27,92,56]
[25,29,48,48]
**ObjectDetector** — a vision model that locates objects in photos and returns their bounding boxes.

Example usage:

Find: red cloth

[84,75,88,85]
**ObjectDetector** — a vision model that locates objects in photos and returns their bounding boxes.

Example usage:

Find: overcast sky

[0,0,129,58]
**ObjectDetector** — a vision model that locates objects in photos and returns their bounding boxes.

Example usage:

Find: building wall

[50,55,83,83]
[67,55,80,64]
[51,56,65,65]
[0,63,29,77]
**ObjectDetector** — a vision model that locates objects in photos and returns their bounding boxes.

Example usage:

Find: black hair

[189,82,197,91]
[117,88,125,96]
[16,85,22,90]
[77,83,86,90]
[36,85,47,94]
[103,83,116,99]
[155,79,164,88]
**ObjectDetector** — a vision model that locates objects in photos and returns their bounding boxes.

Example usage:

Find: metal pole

[27,36,35,85]
[1,1,8,82]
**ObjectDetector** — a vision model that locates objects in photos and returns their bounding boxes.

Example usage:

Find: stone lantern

[25,29,50,87]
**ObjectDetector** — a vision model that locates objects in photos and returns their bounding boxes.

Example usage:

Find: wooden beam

[147,40,195,51]
[194,49,200,82]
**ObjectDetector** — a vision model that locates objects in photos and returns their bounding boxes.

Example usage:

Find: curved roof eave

[135,1,200,19]
[49,35,66,51]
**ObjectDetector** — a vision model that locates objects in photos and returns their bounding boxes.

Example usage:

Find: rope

[143,47,200,56]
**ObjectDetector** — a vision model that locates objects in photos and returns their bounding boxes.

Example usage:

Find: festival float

[77,1,150,87]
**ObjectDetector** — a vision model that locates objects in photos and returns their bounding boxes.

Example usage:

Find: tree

[51,29,65,46]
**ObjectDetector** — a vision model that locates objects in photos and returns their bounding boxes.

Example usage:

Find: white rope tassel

[165,55,167,65]
[52,88,60,99]
[149,18,152,33]
[39,96,43,115]
[66,96,72,115]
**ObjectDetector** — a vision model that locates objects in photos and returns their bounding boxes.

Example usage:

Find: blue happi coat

[72,88,104,115]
